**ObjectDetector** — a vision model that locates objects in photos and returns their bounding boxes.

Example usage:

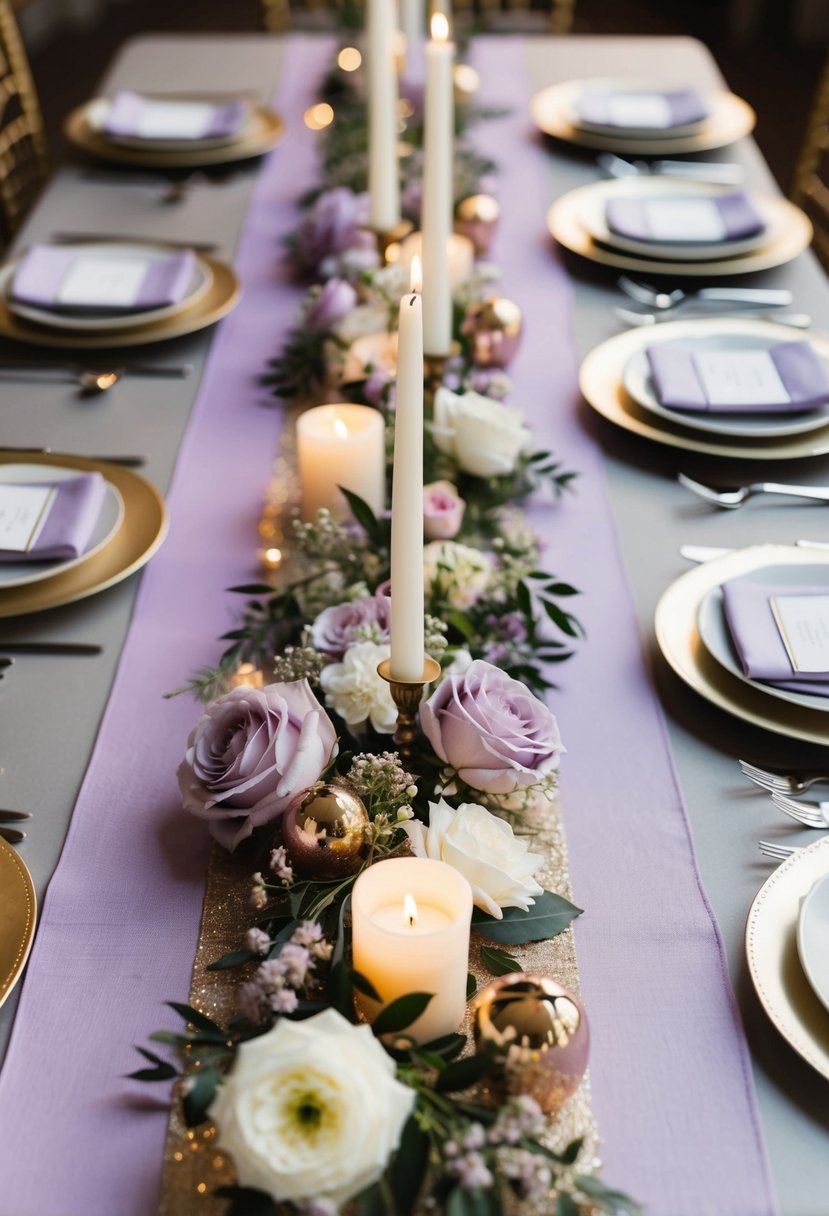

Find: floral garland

[137,53,640,1216]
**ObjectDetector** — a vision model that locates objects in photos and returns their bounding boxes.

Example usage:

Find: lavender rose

[178,681,337,850]
[305,278,358,332]
[296,187,378,273]
[420,660,563,795]
[310,595,392,659]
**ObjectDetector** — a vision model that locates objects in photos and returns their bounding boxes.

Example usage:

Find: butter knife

[0,642,102,655]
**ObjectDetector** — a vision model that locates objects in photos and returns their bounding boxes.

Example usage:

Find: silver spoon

[615,306,811,329]
[617,276,794,311]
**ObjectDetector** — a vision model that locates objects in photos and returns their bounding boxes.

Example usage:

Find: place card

[604,93,672,129]
[692,350,791,408]
[0,483,55,553]
[131,100,223,141]
[57,256,149,309]
[770,594,829,674]
[643,197,727,242]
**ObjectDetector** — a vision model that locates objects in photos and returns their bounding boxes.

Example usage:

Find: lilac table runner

[0,37,336,1216]
[469,38,776,1216]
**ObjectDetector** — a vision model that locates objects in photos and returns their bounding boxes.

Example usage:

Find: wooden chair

[262,0,574,34]
[0,0,48,246]
[792,50,829,272]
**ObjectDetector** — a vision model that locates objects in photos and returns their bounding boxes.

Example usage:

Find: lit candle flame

[410,254,422,293]
[403,892,418,928]
[431,12,449,42]
[332,417,349,440]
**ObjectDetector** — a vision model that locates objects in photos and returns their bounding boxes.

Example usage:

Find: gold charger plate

[0,452,168,617]
[0,254,240,349]
[64,99,284,168]
[654,543,829,746]
[578,317,829,460]
[531,80,755,154]
[746,835,829,1082]
[0,836,36,1008]
[547,181,811,278]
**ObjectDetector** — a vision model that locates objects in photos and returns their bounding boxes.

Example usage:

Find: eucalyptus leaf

[435,1053,492,1094]
[166,1001,225,1037]
[183,1065,220,1127]
[472,891,583,944]
[479,945,523,976]
[371,992,433,1037]
[206,949,258,972]
[391,1114,429,1215]
[215,1184,279,1216]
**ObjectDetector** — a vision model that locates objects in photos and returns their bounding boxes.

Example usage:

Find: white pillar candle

[397,230,475,293]
[352,857,473,1043]
[421,12,455,355]
[366,0,402,231]
[296,403,385,522]
[390,261,425,681]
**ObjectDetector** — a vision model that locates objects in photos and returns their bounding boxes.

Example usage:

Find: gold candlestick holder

[424,341,461,393]
[364,219,415,263]
[377,656,441,764]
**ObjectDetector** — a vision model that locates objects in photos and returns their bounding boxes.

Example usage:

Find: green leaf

[148,1030,189,1049]
[206,948,258,972]
[446,610,475,641]
[226,583,275,596]
[466,972,477,1000]
[543,599,582,638]
[371,992,433,1037]
[126,1046,178,1083]
[446,1187,501,1216]
[355,1182,388,1216]
[352,969,382,1002]
[557,1194,581,1216]
[332,894,351,969]
[183,1065,220,1127]
[391,1114,430,1215]
[327,960,357,1021]
[480,945,523,976]
[215,1184,279,1216]
[472,891,583,944]
[340,486,380,536]
[574,1175,643,1215]
[418,1031,466,1060]
[166,1001,225,1037]
[435,1052,493,1093]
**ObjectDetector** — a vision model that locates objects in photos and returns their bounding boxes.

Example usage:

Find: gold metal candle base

[365,219,415,263]
[423,342,461,392]
[377,656,442,763]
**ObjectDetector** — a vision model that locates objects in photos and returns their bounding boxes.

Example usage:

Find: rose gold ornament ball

[460,295,523,369]
[280,782,371,879]
[473,973,589,1115]
[454,193,500,255]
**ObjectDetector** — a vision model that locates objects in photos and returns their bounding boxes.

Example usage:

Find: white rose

[320,640,397,733]
[432,387,532,478]
[403,798,544,919]
[423,540,492,609]
[210,1008,415,1210]
[332,302,389,345]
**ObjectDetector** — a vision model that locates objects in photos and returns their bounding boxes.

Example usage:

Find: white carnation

[320,640,397,733]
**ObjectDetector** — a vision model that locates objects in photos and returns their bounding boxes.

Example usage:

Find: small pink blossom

[423,480,466,541]
[269,845,294,883]
[246,928,271,955]
[269,987,299,1014]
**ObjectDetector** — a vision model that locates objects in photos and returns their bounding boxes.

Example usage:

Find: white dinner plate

[696,565,829,715]
[0,242,213,334]
[623,333,829,440]
[578,178,779,262]
[561,78,710,139]
[86,96,253,152]
[747,835,829,1082]
[798,874,829,1017]
[0,463,125,590]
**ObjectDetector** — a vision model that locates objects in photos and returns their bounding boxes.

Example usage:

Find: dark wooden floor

[27,0,826,194]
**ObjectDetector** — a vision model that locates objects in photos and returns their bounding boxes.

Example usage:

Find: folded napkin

[103,90,248,142]
[574,88,709,131]
[646,341,829,415]
[722,579,829,696]
[10,245,197,315]
[0,473,107,563]
[605,190,764,245]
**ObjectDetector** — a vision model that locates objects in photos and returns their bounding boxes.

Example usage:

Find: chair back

[792,51,829,271]
[0,0,48,245]
[263,0,574,34]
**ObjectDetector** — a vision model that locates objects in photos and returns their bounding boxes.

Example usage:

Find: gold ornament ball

[461,295,523,369]
[454,193,500,255]
[473,973,589,1115]
[281,782,371,878]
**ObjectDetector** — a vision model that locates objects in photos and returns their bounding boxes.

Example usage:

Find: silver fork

[678,472,829,509]
[616,275,792,311]
[758,840,801,862]
[615,306,810,329]
[740,759,829,795]
[770,791,829,829]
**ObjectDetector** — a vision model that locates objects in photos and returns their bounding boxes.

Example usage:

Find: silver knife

[680,541,829,562]
[0,642,103,655]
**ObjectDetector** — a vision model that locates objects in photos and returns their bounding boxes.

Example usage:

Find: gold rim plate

[531,80,755,154]
[654,543,829,746]
[0,254,240,349]
[0,452,168,617]
[0,837,36,1008]
[746,835,829,1081]
[64,100,284,168]
[578,317,829,460]
[548,181,811,278]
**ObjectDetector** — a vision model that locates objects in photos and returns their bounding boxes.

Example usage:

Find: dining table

[1,26,829,1216]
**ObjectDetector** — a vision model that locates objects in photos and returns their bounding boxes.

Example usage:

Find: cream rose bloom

[403,798,544,919]
[432,387,532,478]
[332,302,389,345]
[209,1008,415,1210]
[320,640,397,733]
[423,540,492,609]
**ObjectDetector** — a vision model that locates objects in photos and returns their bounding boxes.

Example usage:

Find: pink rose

[420,660,563,795]
[178,681,337,850]
[423,480,465,540]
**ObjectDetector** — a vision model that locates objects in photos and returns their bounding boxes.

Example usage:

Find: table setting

[1,16,829,1216]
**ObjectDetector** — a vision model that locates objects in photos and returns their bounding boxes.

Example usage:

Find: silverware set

[743,762,829,863]
[0,360,193,395]
[0,809,30,845]
[598,152,744,187]
[678,472,829,509]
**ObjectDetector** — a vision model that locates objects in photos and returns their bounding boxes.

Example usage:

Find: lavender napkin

[0,473,107,563]
[605,190,764,245]
[646,341,829,415]
[722,579,829,696]
[103,90,248,142]
[10,245,197,316]
[574,88,709,130]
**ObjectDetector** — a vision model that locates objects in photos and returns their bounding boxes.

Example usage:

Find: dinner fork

[678,473,829,509]
[616,275,792,312]
[740,759,829,795]
[758,840,801,862]
[770,791,829,829]
[615,306,810,329]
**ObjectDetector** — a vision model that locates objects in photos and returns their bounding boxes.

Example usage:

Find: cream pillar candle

[296,403,385,522]
[397,230,475,292]
[366,0,402,231]
[421,12,455,355]
[389,261,425,680]
[352,857,473,1043]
